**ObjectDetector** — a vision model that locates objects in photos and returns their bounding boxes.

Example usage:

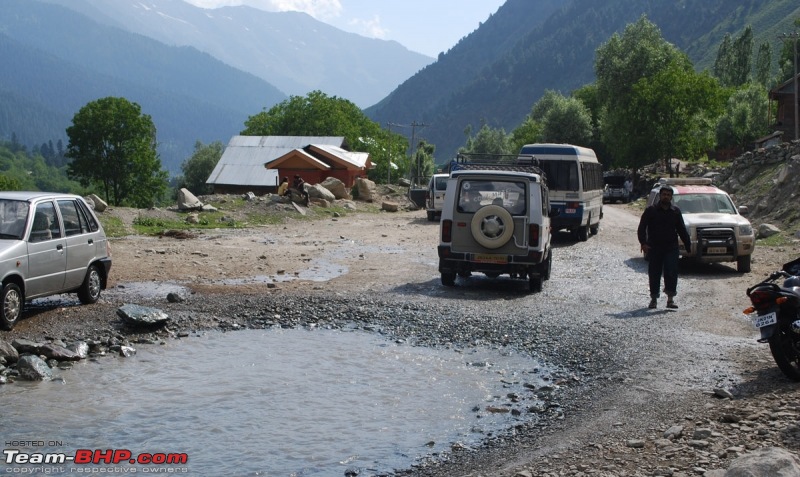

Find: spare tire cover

[470,205,514,249]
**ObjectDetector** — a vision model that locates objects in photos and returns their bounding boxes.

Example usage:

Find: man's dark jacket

[637,204,691,251]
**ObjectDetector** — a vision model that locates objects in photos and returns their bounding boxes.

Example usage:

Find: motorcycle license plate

[754,312,777,328]
[707,247,727,254]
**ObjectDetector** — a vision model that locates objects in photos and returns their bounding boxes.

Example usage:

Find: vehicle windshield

[673,193,737,214]
[0,199,30,239]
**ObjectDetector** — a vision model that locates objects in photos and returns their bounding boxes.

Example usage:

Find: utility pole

[388,121,429,186]
[779,32,799,140]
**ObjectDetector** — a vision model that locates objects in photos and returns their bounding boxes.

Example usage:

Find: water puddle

[1,328,554,476]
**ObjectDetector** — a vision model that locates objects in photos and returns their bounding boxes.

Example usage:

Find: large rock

[86,194,107,212]
[38,343,82,362]
[355,177,377,202]
[117,304,170,327]
[308,183,336,202]
[177,188,204,211]
[0,339,19,363]
[17,355,52,381]
[320,177,351,199]
[715,447,800,476]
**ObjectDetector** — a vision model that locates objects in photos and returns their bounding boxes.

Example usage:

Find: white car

[647,178,754,272]
[425,173,449,221]
[0,192,112,329]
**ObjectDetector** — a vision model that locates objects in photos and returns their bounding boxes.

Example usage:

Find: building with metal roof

[206,136,372,195]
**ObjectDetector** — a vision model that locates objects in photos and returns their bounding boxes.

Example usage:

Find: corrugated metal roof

[311,144,370,168]
[207,136,346,185]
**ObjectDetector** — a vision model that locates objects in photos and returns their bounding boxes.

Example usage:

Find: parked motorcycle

[743,257,800,380]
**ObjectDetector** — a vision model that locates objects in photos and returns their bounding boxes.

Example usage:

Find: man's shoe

[666,300,678,309]
[648,298,657,309]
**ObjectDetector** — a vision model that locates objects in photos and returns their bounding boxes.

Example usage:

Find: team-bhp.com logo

[4,448,189,473]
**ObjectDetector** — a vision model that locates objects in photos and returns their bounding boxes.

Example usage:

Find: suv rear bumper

[438,246,544,274]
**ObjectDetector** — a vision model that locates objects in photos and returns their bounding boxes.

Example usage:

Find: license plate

[754,312,777,328]
[707,247,727,254]
[473,254,507,264]
[565,208,576,214]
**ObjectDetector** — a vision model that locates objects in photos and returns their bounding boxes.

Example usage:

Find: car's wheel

[470,205,514,249]
[542,250,552,280]
[577,224,589,242]
[78,264,102,304]
[0,283,23,330]
[529,275,543,293]
[737,254,751,273]
[590,223,599,235]
[441,272,456,287]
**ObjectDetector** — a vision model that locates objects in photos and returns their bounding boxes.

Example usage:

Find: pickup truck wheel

[470,205,514,249]
[0,283,23,330]
[737,254,752,273]
[441,272,456,287]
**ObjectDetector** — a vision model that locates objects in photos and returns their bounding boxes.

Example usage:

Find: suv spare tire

[471,205,514,249]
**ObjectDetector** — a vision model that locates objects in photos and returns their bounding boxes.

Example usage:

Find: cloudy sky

[182,0,506,57]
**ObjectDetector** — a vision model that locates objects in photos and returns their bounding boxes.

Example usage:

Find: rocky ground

[2,193,800,476]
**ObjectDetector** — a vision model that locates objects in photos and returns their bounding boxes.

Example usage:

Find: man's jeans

[648,247,679,299]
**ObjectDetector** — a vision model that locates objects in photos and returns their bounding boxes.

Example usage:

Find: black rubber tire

[577,224,589,242]
[78,264,102,304]
[0,282,23,330]
[529,275,543,293]
[427,211,435,222]
[441,272,456,287]
[768,330,800,381]
[542,251,552,280]
[737,254,752,273]
[590,223,599,235]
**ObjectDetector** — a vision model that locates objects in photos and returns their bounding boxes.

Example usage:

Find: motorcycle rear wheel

[768,329,800,381]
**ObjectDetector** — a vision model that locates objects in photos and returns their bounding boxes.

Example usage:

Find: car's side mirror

[549,207,560,217]
[738,205,749,216]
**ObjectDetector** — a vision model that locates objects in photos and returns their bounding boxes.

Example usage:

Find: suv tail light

[441,220,452,243]
[528,223,540,247]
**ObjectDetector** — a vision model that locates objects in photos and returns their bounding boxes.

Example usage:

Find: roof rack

[656,177,713,186]
[448,153,545,176]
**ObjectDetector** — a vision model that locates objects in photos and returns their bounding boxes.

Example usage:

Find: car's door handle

[56,244,63,251]
[88,239,94,245]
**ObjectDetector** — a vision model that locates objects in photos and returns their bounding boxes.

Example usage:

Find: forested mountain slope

[366,0,800,163]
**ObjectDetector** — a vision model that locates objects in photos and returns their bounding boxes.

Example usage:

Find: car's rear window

[434,177,448,191]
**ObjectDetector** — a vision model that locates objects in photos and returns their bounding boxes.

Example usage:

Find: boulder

[381,201,399,212]
[117,304,170,327]
[721,447,800,476]
[320,177,351,199]
[355,177,377,202]
[0,339,19,363]
[177,188,204,211]
[757,223,780,239]
[308,183,336,202]
[17,355,52,381]
[86,194,107,212]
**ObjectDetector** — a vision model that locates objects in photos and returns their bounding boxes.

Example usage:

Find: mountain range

[1,0,798,175]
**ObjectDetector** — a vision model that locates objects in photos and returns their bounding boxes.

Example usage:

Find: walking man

[637,186,691,309]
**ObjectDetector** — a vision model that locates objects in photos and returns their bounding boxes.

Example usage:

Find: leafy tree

[459,123,512,155]
[539,95,593,146]
[595,16,691,170]
[242,90,399,183]
[777,18,800,83]
[754,42,772,87]
[179,141,223,196]
[508,117,543,156]
[715,83,770,151]
[0,174,21,191]
[66,97,168,207]
[410,141,436,184]
[631,60,726,170]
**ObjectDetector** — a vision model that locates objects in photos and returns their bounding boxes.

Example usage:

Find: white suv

[438,168,554,292]
[647,178,755,272]
[425,173,449,221]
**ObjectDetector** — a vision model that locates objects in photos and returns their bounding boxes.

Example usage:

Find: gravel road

[2,203,799,476]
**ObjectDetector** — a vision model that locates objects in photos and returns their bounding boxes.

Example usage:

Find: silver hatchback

[0,192,112,330]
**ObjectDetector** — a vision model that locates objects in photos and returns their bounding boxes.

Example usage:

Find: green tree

[715,83,770,151]
[539,95,593,146]
[410,141,436,184]
[595,16,690,170]
[777,18,800,83]
[66,97,168,207]
[179,141,223,196]
[508,117,543,155]
[0,174,21,191]
[242,90,398,182]
[459,123,512,155]
[754,42,772,87]
[631,60,726,170]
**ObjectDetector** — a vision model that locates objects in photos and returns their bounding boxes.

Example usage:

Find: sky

[182,0,507,57]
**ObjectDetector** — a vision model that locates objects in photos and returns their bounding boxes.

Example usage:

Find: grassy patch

[98,215,127,238]
[757,233,792,247]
